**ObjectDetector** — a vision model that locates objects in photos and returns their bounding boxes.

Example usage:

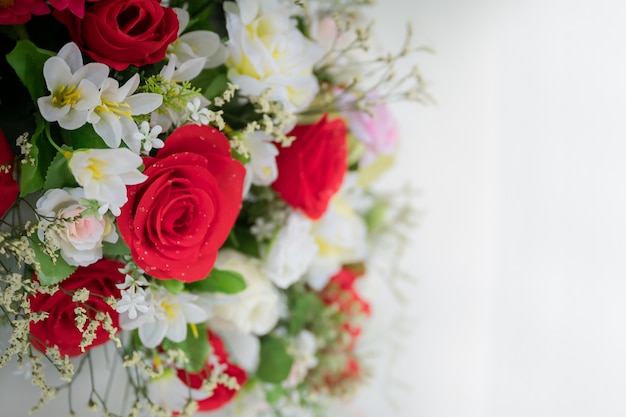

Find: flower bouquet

[0,0,429,416]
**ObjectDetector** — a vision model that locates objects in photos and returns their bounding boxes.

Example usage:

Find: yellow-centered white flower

[306,179,369,290]
[68,148,147,216]
[120,287,208,349]
[87,74,162,152]
[223,0,324,112]
[36,187,117,267]
[37,42,108,130]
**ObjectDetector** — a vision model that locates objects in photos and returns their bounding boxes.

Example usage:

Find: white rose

[210,249,282,336]
[223,0,324,112]
[263,211,318,289]
[36,188,117,267]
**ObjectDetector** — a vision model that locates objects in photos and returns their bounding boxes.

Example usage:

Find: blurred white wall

[3,2,626,417]
[356,1,626,417]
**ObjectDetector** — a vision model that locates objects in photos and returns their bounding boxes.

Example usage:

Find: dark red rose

[0,129,19,218]
[0,0,49,24]
[272,114,348,220]
[118,124,245,282]
[177,331,247,412]
[30,259,124,357]
[54,0,179,71]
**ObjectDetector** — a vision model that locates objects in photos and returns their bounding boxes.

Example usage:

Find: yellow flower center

[161,300,177,321]
[96,98,132,119]
[52,84,82,107]
[86,158,107,181]
[0,0,14,8]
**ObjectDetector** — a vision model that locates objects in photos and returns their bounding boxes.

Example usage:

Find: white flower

[224,0,324,112]
[285,330,318,388]
[147,368,209,413]
[68,148,147,216]
[217,331,260,373]
[169,8,228,69]
[132,121,164,155]
[306,187,368,290]
[120,288,207,348]
[37,42,108,130]
[87,74,162,151]
[243,131,279,193]
[209,249,282,336]
[35,187,117,267]
[115,282,150,320]
[186,97,211,125]
[263,211,318,289]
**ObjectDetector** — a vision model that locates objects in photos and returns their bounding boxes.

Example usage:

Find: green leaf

[30,235,77,285]
[187,268,246,294]
[61,124,109,150]
[265,384,287,404]
[43,147,78,191]
[102,234,131,257]
[194,68,229,100]
[163,322,209,373]
[288,291,324,337]
[6,40,54,101]
[19,115,53,196]
[185,3,217,32]
[256,336,294,384]
[161,279,185,295]
[224,226,260,258]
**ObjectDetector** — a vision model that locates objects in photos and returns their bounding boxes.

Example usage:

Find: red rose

[0,129,19,218]
[118,124,245,282]
[177,331,247,412]
[54,0,179,71]
[272,114,348,220]
[30,259,124,357]
[0,0,49,24]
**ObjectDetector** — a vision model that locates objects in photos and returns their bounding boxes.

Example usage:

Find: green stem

[44,123,66,155]
[13,25,29,41]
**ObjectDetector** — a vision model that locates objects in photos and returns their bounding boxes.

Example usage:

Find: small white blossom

[116,286,150,320]
[186,97,211,125]
[132,121,164,155]
[285,330,318,388]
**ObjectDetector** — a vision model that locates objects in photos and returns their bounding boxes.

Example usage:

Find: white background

[3,1,626,417]
[355,1,626,417]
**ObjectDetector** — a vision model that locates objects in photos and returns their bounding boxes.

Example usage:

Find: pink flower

[0,0,49,25]
[48,0,99,19]
[346,103,400,167]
